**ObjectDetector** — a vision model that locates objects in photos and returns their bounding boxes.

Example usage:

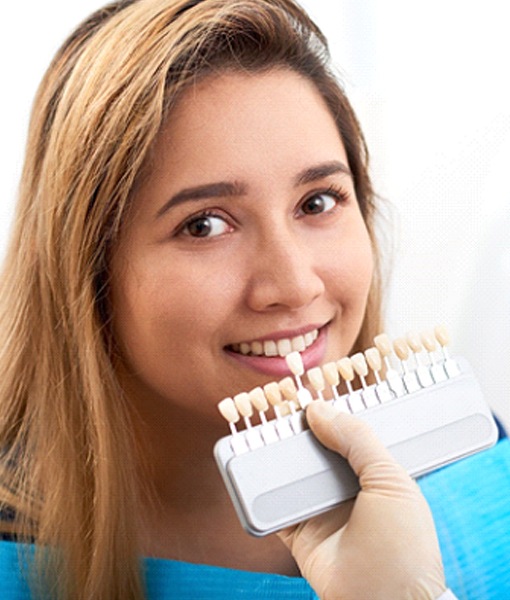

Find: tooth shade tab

[406,331,423,353]
[218,397,240,424]
[351,353,369,378]
[337,357,354,382]
[435,325,450,347]
[420,331,437,353]
[264,382,282,406]
[307,367,325,392]
[322,362,340,386]
[279,376,297,401]
[393,337,410,361]
[364,347,382,372]
[249,387,268,412]
[286,351,304,376]
[234,392,253,418]
[374,333,392,357]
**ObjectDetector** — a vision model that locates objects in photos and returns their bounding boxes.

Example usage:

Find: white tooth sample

[233,392,253,418]
[218,397,240,424]
[303,332,314,347]
[307,367,325,393]
[434,324,450,347]
[277,338,292,357]
[322,362,339,387]
[351,353,369,379]
[286,351,304,376]
[374,333,392,357]
[263,340,278,357]
[393,337,410,362]
[251,340,263,355]
[291,335,306,352]
[279,376,297,401]
[249,387,268,412]
[364,347,382,373]
[263,381,282,406]
[239,342,251,355]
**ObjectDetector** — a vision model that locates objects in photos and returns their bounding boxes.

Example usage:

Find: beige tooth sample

[393,337,410,362]
[374,333,393,357]
[434,325,450,347]
[322,362,340,387]
[307,366,325,400]
[264,381,282,406]
[249,387,268,413]
[233,392,253,419]
[337,357,355,384]
[285,351,304,376]
[350,352,369,380]
[406,331,423,354]
[364,347,382,374]
[279,376,298,403]
[420,330,437,353]
[264,381,291,417]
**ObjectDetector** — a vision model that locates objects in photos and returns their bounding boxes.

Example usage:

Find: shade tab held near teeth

[286,351,304,376]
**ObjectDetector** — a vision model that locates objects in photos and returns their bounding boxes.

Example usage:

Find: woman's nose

[245,232,326,312]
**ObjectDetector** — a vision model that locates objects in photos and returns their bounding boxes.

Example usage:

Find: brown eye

[300,192,337,215]
[182,214,231,238]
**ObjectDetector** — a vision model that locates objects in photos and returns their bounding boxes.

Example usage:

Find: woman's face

[110,69,374,424]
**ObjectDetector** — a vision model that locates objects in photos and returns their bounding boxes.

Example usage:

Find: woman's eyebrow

[294,160,352,186]
[155,160,351,219]
[156,181,247,218]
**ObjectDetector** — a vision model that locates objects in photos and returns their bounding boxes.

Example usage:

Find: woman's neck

[134,403,300,576]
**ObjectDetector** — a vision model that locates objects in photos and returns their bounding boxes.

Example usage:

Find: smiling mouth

[227,329,319,358]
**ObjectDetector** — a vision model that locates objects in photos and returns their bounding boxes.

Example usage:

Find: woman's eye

[181,213,231,238]
[300,191,339,216]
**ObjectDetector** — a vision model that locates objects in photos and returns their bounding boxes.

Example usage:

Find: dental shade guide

[214,326,498,536]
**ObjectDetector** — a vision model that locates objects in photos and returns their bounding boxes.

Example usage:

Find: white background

[1,1,509,427]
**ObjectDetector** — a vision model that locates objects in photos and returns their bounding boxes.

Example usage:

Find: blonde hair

[0,0,383,597]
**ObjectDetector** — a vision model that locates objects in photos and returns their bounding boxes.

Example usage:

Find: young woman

[0,0,452,597]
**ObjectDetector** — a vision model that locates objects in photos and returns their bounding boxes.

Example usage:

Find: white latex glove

[277,401,447,600]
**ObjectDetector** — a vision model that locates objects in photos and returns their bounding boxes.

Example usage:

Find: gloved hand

[277,401,447,600]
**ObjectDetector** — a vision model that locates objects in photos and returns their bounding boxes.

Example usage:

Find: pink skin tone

[110,69,374,429]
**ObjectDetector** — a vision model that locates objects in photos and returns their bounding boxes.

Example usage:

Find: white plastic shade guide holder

[215,326,498,536]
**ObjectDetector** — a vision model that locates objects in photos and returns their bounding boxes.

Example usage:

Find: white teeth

[263,340,278,357]
[251,341,264,356]
[291,335,306,352]
[232,328,320,357]
[277,339,292,357]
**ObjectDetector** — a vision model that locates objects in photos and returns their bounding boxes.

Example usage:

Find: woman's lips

[225,326,328,377]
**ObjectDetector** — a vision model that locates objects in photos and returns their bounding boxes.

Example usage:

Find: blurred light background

[1,1,509,426]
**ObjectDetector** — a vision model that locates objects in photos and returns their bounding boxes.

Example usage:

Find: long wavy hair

[0,0,384,597]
